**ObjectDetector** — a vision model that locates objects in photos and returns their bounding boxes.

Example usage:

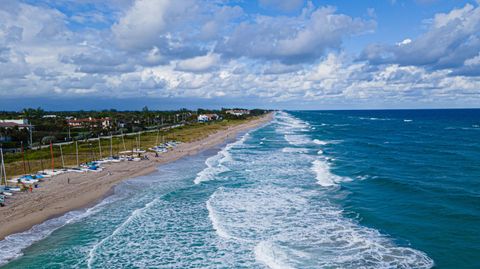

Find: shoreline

[0,113,273,240]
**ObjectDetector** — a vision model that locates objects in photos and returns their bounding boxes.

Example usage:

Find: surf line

[194,132,250,185]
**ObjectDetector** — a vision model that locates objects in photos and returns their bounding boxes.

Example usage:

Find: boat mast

[59,144,65,168]
[110,134,113,157]
[21,141,26,175]
[0,149,3,185]
[121,131,126,151]
[98,135,102,159]
[50,141,55,171]
[0,148,6,186]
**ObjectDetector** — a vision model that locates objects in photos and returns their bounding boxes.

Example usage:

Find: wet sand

[0,114,272,240]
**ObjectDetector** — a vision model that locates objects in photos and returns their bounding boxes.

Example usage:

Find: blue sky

[0,0,479,110]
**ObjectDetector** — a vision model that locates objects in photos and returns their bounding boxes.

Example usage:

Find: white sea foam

[194,133,249,184]
[311,160,344,187]
[274,112,310,134]
[0,194,122,266]
[208,185,433,269]
[313,139,328,145]
[206,191,247,242]
[359,117,392,121]
[206,199,232,240]
[404,119,413,122]
[282,147,308,153]
[284,134,311,145]
[254,241,295,269]
[87,198,158,269]
[193,153,229,185]
[317,150,323,155]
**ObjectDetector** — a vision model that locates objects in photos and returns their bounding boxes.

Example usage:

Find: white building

[67,117,112,129]
[0,119,28,125]
[225,109,250,116]
[0,119,32,130]
[198,114,219,122]
[42,115,57,118]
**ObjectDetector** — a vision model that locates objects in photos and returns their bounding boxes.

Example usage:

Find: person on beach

[67,178,70,184]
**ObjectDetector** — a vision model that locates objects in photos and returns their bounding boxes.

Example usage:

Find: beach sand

[0,114,272,240]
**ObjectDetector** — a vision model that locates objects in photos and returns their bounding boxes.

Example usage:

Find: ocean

[0,110,479,268]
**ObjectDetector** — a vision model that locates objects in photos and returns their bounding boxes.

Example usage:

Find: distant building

[0,119,31,130]
[117,121,127,128]
[42,115,57,118]
[198,114,219,122]
[225,109,250,116]
[67,117,112,129]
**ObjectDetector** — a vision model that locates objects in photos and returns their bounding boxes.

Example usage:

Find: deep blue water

[0,110,478,268]
[291,109,480,268]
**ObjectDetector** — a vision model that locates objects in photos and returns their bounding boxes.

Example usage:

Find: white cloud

[397,38,412,46]
[112,0,171,50]
[362,3,480,74]
[464,53,480,66]
[175,53,220,73]
[216,5,375,63]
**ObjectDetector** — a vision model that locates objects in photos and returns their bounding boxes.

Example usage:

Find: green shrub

[41,136,57,144]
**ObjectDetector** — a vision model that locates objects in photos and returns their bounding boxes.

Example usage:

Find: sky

[0,0,479,110]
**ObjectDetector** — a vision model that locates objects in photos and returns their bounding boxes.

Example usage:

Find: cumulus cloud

[175,53,220,73]
[361,3,480,75]
[112,0,177,51]
[216,5,375,64]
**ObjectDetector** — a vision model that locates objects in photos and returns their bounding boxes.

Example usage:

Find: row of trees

[0,107,270,149]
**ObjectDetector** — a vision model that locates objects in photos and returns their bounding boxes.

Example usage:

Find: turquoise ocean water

[0,110,478,268]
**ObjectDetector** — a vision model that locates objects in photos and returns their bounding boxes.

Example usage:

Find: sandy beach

[0,113,272,240]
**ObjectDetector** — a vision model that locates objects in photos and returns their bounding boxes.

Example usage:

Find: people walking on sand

[67,178,70,184]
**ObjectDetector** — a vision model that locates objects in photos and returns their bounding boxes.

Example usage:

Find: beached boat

[41,169,66,177]
[67,168,86,173]
[3,186,20,192]
[149,146,168,153]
